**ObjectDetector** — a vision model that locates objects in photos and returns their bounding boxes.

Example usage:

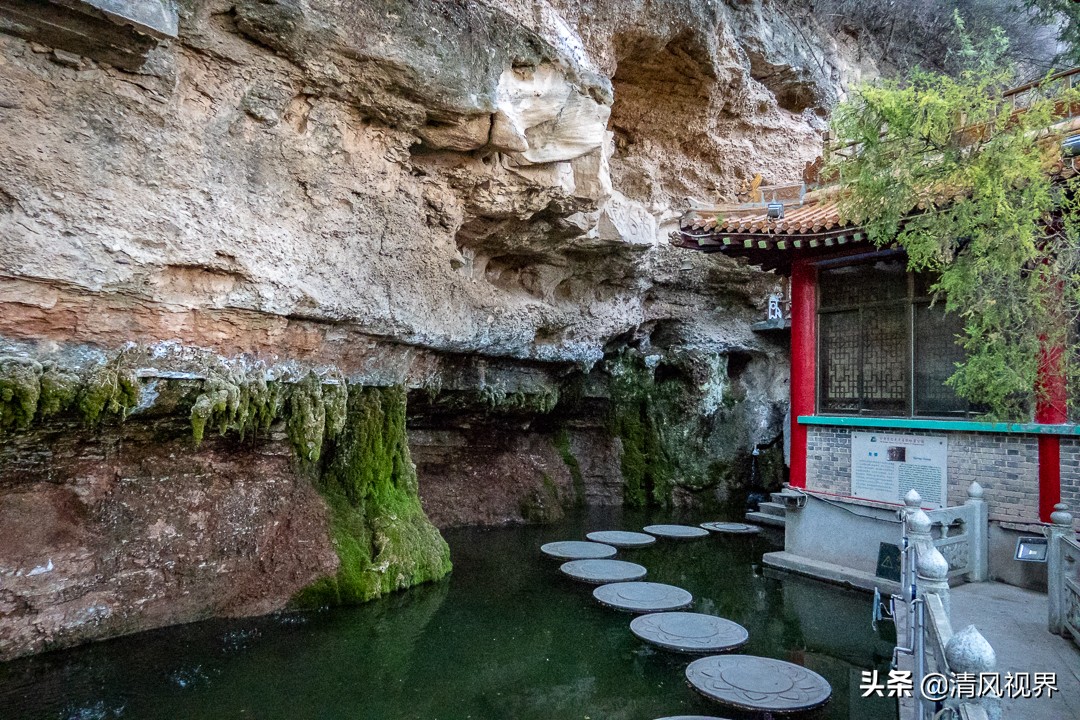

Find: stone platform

[950,582,1080,720]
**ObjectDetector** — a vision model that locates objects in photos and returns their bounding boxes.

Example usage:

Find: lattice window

[914,303,968,416]
[862,303,909,413]
[818,259,968,417]
[820,311,861,412]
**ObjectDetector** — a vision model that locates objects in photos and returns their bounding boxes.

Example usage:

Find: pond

[0,508,898,720]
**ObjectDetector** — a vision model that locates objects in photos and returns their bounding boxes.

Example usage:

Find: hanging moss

[78,360,140,426]
[190,377,235,446]
[189,369,291,446]
[321,374,348,439]
[605,351,712,508]
[293,386,452,607]
[286,371,328,462]
[520,472,563,524]
[37,364,81,419]
[0,357,43,430]
[554,427,585,507]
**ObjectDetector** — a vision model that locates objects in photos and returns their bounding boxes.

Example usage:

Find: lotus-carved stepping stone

[593,581,693,613]
[540,541,617,560]
[560,559,647,584]
[655,716,733,720]
[586,530,657,548]
[630,612,748,653]
[643,524,710,540]
[700,522,760,535]
[685,655,832,713]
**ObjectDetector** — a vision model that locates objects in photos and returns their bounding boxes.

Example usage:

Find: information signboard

[850,431,948,508]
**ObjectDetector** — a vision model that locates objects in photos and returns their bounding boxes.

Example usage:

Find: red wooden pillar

[1036,342,1067,522]
[789,258,816,489]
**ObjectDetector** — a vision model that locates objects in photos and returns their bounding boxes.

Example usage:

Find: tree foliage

[828,24,1080,419]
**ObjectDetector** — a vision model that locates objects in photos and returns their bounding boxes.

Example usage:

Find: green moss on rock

[554,428,585,506]
[293,386,451,608]
[189,370,289,446]
[520,472,564,524]
[37,364,81,419]
[0,357,43,430]
[287,371,328,462]
[79,360,139,426]
[605,350,731,507]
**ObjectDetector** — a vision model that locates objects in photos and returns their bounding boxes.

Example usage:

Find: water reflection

[0,507,896,720]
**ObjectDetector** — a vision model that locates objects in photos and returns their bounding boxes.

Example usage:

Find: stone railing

[925,483,989,583]
[1046,503,1080,648]
[773,482,988,594]
[897,494,999,720]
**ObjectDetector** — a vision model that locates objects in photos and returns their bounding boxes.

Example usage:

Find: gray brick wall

[805,426,1040,523]
[1061,438,1080,519]
[805,426,852,495]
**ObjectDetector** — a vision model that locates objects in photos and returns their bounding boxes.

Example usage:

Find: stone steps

[757,501,787,517]
[745,510,786,528]
[745,490,804,529]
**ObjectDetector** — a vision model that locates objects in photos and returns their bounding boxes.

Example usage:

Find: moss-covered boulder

[294,386,452,607]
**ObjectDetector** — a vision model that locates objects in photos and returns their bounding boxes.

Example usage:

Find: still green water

[0,508,898,720]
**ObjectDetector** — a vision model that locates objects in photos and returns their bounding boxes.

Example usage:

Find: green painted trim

[798,415,1080,436]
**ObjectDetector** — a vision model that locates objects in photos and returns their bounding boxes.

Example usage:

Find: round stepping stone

[630,612,748,654]
[593,581,693,613]
[540,541,616,560]
[655,717,732,720]
[700,522,760,536]
[560,559,647,585]
[643,524,710,540]
[586,530,657,548]
[685,655,832,713]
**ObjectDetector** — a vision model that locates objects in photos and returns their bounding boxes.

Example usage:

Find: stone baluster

[1046,502,1074,636]
[965,481,989,582]
[901,491,925,599]
[946,625,1001,720]
[903,488,922,519]
[911,508,951,618]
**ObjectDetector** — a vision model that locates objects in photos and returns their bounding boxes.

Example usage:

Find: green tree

[828,23,1080,419]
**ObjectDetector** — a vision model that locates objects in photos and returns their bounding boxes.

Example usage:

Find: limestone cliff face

[0,0,870,658]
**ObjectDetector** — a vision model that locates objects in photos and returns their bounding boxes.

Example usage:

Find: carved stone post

[902,492,926,599]
[1046,502,1073,636]
[946,625,1001,720]
[965,481,989,582]
[916,539,952,620]
[903,488,922,520]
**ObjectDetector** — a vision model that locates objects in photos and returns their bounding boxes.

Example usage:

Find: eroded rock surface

[0,0,872,658]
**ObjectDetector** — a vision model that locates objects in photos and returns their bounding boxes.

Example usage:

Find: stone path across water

[560,559,647,584]
[630,612,748,653]
[586,530,657,548]
[593,581,693,613]
[699,522,760,535]
[643,524,710,540]
[685,655,832,713]
[540,541,617,560]
[541,525,832,717]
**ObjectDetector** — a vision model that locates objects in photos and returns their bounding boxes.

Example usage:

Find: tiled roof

[671,186,870,272]
[682,193,849,236]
